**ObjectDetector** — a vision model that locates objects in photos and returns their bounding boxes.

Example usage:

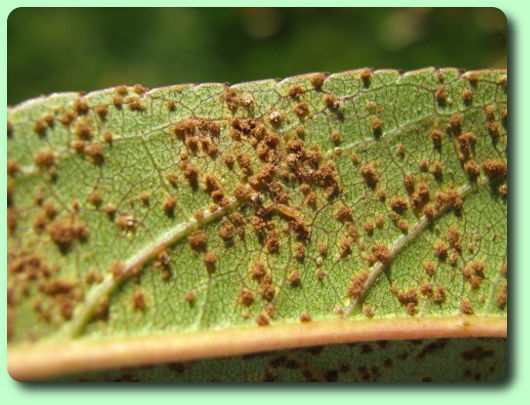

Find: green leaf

[7,68,507,381]
[54,338,506,382]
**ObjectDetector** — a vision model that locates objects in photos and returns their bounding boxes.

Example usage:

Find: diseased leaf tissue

[7,68,507,381]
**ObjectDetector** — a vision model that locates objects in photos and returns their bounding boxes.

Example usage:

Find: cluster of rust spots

[371,243,391,264]
[462,260,485,289]
[347,271,368,299]
[391,284,418,315]
[155,250,171,280]
[48,219,88,249]
[482,159,507,180]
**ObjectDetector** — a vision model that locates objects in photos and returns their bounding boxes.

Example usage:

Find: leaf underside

[7,68,507,381]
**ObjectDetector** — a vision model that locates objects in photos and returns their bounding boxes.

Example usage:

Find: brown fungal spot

[265,230,280,253]
[335,206,353,222]
[188,230,208,251]
[330,131,342,144]
[434,86,448,104]
[390,195,407,214]
[482,159,507,179]
[360,68,373,86]
[423,261,437,276]
[112,95,123,108]
[447,226,461,251]
[203,251,218,271]
[460,299,474,314]
[48,220,87,247]
[102,131,113,144]
[318,242,329,256]
[463,71,479,84]
[363,220,374,235]
[431,129,443,148]
[181,163,199,186]
[88,190,102,206]
[299,312,312,322]
[256,314,269,326]
[163,196,176,214]
[496,284,507,307]
[310,73,326,90]
[7,159,20,176]
[259,274,275,301]
[433,240,448,259]
[450,113,462,134]
[71,139,85,152]
[269,110,284,125]
[363,306,374,318]
[84,143,104,163]
[104,204,117,217]
[347,271,368,299]
[360,161,379,188]
[238,288,255,306]
[74,98,89,115]
[132,290,146,310]
[315,268,325,280]
[371,243,390,264]
[462,89,473,104]
[40,279,77,295]
[251,261,267,280]
[371,117,382,135]
[59,110,75,126]
[395,144,405,158]
[404,174,415,194]
[458,131,477,154]
[115,85,128,95]
[165,99,176,111]
[184,290,196,303]
[294,102,310,118]
[397,219,409,233]
[34,149,54,168]
[94,104,108,117]
[139,192,150,204]
[284,269,300,287]
[219,221,234,242]
[433,286,446,303]
[464,159,480,178]
[33,119,48,135]
[223,153,235,169]
[44,202,57,219]
[339,237,352,258]
[430,161,443,179]
[420,282,433,296]
[288,84,304,99]
[418,159,429,172]
[293,242,305,260]
[324,93,340,110]
[133,84,147,94]
[128,97,146,112]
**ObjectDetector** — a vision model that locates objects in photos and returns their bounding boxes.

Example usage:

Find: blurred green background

[7,7,507,106]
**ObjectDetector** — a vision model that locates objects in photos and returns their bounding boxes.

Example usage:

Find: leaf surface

[7,68,508,380]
